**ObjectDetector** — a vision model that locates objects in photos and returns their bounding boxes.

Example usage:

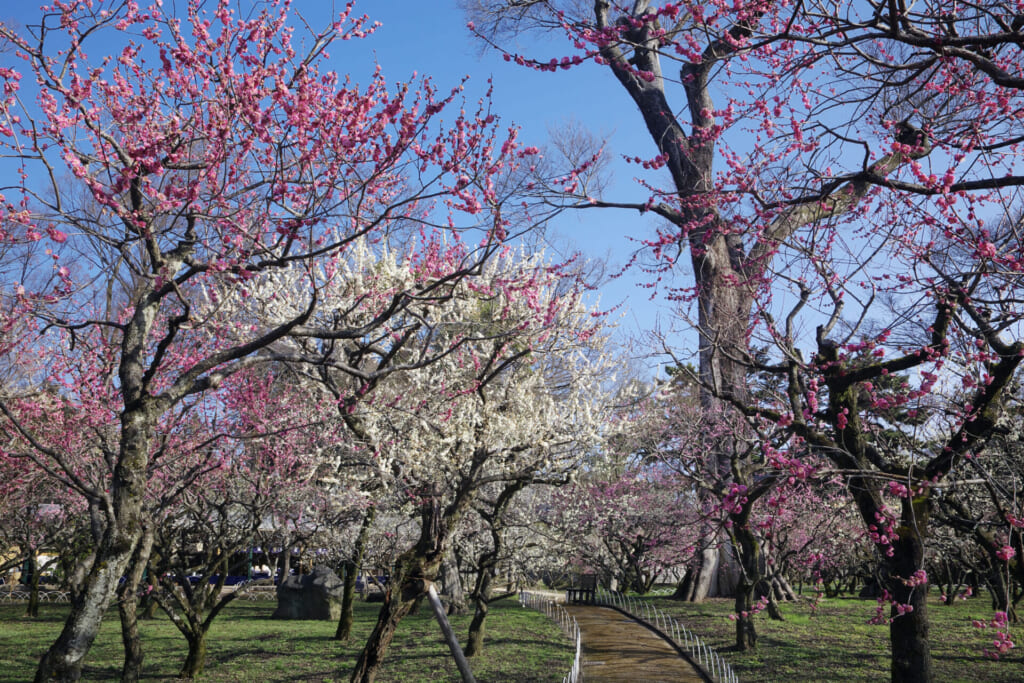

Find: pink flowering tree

[616,367,810,649]
[0,1,544,679]
[751,480,868,605]
[465,0,944,608]
[0,450,88,617]
[550,465,699,594]
[466,2,1024,680]
[142,366,336,679]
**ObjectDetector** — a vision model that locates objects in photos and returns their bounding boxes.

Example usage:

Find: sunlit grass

[0,597,572,682]
[650,592,1023,683]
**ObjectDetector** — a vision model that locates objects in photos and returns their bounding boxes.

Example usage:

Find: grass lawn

[0,597,572,682]
[650,592,1024,683]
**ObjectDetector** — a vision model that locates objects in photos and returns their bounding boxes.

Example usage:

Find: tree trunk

[688,547,720,601]
[763,576,790,621]
[465,570,493,657]
[336,505,375,641]
[26,550,40,618]
[35,409,152,682]
[140,573,158,620]
[118,524,154,683]
[34,544,136,682]
[279,545,292,581]
[350,496,449,683]
[441,549,466,616]
[349,553,439,683]
[117,596,143,683]
[883,500,933,683]
[179,632,207,680]
[987,569,1011,614]
[734,587,757,651]
[671,569,694,600]
[887,562,932,683]
[731,519,759,651]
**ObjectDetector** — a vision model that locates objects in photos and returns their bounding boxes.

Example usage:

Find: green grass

[649,593,1023,683]
[0,598,572,682]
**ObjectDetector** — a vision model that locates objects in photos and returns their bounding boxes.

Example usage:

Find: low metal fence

[596,589,739,683]
[0,589,71,603]
[519,590,582,683]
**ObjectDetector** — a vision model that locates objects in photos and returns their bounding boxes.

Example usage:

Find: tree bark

[34,545,136,682]
[117,523,153,683]
[464,569,492,658]
[35,402,155,681]
[350,497,448,683]
[336,505,375,641]
[886,517,932,683]
[179,632,207,680]
[440,549,467,616]
[349,554,441,682]
[730,514,760,651]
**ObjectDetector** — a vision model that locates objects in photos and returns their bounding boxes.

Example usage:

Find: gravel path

[562,604,707,682]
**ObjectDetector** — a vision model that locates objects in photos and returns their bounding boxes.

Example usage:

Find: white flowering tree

[202,233,616,681]
[0,2,548,678]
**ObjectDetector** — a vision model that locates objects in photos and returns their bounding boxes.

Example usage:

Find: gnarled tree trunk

[350,498,448,683]
[885,509,932,683]
[118,523,154,683]
[35,410,153,682]
[464,569,492,658]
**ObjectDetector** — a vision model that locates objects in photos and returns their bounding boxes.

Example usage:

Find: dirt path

[562,605,707,682]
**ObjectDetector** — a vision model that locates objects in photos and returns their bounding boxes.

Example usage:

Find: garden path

[562,604,707,682]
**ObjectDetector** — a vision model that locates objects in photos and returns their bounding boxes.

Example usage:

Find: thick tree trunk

[762,576,789,621]
[884,498,933,682]
[349,552,441,683]
[117,596,143,683]
[731,517,759,651]
[118,524,154,683]
[350,498,448,683]
[440,549,466,616]
[688,547,719,601]
[336,506,375,642]
[34,544,136,682]
[886,529,932,682]
[179,632,207,680]
[733,587,757,651]
[671,568,695,600]
[35,410,152,682]
[888,585,931,683]
[139,573,158,620]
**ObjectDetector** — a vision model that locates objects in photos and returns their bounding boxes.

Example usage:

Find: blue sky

[0,1,688,369]
[331,2,682,353]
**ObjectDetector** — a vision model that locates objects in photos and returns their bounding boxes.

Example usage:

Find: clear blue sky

[0,1,688,371]
[335,2,683,358]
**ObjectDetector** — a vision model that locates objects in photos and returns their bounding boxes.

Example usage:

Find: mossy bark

[118,524,153,683]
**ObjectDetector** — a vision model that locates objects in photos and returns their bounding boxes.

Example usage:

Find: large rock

[272,565,345,620]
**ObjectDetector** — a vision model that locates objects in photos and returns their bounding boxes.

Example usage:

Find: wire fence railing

[0,589,71,603]
[519,591,582,683]
[596,589,739,683]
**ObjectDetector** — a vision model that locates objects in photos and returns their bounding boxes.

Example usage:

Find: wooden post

[426,582,476,683]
